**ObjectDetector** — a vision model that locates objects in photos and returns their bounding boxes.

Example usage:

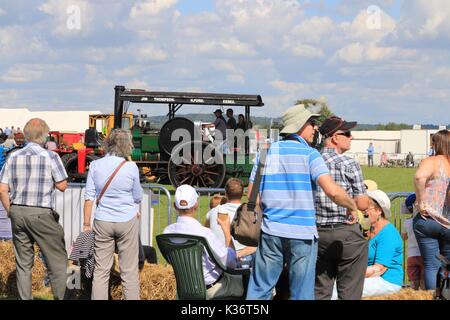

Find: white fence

[54,183,171,252]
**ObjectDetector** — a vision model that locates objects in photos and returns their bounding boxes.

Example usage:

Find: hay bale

[0,240,46,297]
[363,288,434,300]
[110,263,177,300]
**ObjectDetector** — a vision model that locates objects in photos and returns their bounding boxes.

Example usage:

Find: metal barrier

[55,183,171,252]
[388,192,414,285]
[55,185,414,286]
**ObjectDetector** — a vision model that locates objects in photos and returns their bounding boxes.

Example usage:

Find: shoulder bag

[230,145,269,247]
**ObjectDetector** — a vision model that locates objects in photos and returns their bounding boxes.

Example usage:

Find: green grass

[361,166,416,193]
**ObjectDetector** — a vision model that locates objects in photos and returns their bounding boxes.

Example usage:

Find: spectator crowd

[0,111,448,301]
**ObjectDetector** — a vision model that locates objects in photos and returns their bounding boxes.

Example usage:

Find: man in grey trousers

[0,118,69,300]
[314,116,369,300]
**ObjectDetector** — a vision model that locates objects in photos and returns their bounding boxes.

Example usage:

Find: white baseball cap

[367,189,391,218]
[174,184,199,210]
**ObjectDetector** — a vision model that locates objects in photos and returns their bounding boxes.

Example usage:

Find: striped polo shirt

[250,134,329,240]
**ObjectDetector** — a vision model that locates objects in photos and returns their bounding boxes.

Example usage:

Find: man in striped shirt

[246,105,359,300]
[314,116,369,300]
[0,118,69,300]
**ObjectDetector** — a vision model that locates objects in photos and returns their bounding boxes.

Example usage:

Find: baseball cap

[319,116,357,138]
[405,193,416,213]
[280,104,320,134]
[367,190,391,218]
[363,179,378,191]
[174,184,199,210]
[213,109,223,114]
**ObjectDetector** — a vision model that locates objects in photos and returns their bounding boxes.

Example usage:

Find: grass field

[361,166,416,193]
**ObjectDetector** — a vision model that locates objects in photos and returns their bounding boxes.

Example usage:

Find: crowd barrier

[55,183,171,252]
[52,185,413,285]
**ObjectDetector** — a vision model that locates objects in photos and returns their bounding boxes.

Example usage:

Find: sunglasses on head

[335,131,352,138]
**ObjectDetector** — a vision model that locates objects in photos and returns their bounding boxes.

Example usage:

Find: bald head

[24,118,50,145]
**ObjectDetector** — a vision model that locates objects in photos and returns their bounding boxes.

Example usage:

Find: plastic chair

[156,233,250,300]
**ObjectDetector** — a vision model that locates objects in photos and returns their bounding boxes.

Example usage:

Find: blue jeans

[413,214,450,289]
[246,232,318,300]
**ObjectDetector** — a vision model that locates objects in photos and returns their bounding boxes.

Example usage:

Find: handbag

[230,144,269,247]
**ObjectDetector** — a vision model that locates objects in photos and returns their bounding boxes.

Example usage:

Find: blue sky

[0,0,449,125]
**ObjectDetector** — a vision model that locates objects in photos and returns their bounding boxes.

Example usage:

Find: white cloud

[387,0,450,45]
[196,38,257,57]
[39,0,93,37]
[291,16,335,44]
[114,66,139,77]
[1,66,42,83]
[136,46,168,62]
[332,42,365,64]
[130,0,177,17]
[290,44,324,58]
[126,80,150,89]
[0,7,6,16]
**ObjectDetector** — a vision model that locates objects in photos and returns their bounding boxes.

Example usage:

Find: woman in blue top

[83,129,143,300]
[363,189,403,297]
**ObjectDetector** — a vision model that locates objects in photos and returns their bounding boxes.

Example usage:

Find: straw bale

[110,263,176,300]
[0,240,46,297]
[363,288,434,300]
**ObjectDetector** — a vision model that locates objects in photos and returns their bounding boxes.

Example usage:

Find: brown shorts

[407,256,424,282]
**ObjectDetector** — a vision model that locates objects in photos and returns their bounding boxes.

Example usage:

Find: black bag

[231,144,269,247]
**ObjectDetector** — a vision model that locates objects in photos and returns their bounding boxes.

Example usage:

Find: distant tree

[376,122,411,130]
[294,98,333,123]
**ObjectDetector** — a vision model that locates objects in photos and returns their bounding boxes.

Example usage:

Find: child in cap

[401,193,425,290]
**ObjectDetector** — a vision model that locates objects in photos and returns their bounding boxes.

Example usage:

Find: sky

[1,0,450,125]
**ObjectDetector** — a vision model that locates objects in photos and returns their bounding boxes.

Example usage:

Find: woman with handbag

[83,129,143,300]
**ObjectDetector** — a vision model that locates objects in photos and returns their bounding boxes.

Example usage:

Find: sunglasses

[335,131,352,138]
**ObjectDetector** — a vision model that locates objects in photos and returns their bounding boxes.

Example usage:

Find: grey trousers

[9,205,68,300]
[315,223,368,300]
[91,216,140,300]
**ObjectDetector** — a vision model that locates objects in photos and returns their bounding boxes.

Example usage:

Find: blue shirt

[85,154,143,223]
[367,145,374,156]
[249,134,329,240]
[368,223,403,286]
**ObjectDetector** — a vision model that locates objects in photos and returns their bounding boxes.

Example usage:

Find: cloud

[291,16,335,44]
[130,0,178,17]
[0,0,449,125]
[1,69,42,83]
[0,7,5,16]
[39,0,93,37]
[385,0,450,46]
[136,46,168,62]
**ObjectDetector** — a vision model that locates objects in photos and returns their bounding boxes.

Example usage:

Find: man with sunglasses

[246,106,359,300]
[314,116,369,300]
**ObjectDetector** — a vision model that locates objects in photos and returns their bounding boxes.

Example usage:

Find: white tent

[0,108,102,133]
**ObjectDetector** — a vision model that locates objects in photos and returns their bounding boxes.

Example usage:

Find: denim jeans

[413,214,450,289]
[246,232,318,300]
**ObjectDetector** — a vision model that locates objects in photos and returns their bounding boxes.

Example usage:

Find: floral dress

[421,160,450,229]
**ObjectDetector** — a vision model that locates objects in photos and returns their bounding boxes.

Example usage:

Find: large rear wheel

[168,141,226,188]
[61,153,100,182]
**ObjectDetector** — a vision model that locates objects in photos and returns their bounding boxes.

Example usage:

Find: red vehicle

[47,131,103,181]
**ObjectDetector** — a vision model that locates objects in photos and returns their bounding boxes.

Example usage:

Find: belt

[317,223,346,229]
[11,204,52,210]
[206,272,224,290]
